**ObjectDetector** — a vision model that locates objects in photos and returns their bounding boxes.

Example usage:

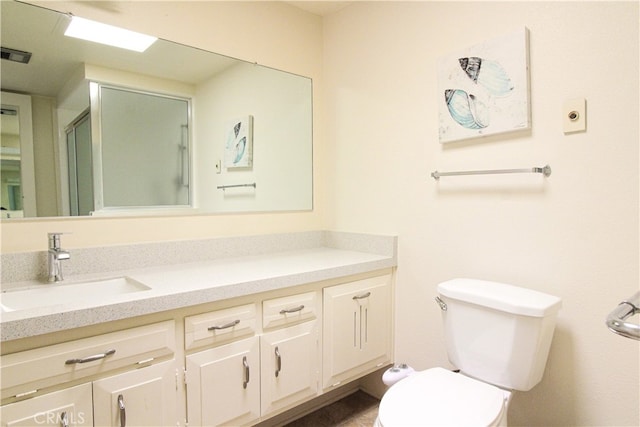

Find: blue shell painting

[225,116,253,168]
[459,57,514,97]
[437,28,530,143]
[445,89,489,130]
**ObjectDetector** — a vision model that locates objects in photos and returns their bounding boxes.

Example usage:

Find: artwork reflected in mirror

[0,0,312,219]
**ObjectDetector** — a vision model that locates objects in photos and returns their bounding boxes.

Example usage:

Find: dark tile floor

[284,390,379,427]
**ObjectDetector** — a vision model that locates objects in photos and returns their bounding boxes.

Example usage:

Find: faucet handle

[48,232,71,249]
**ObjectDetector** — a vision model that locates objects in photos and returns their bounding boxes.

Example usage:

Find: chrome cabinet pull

[65,349,116,365]
[353,292,371,300]
[59,411,69,427]
[242,356,250,389]
[275,346,282,377]
[279,305,304,315]
[118,394,126,427]
[208,319,240,331]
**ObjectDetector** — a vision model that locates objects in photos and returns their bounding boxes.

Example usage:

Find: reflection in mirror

[66,109,92,216]
[1,91,36,218]
[95,84,191,212]
[0,0,312,219]
[0,106,22,215]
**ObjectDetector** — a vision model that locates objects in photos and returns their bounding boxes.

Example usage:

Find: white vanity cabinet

[0,321,177,427]
[1,266,395,427]
[323,274,392,389]
[260,292,320,416]
[184,293,322,425]
[184,304,261,426]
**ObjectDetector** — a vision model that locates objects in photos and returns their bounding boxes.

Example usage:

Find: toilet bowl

[375,368,511,427]
[375,278,561,427]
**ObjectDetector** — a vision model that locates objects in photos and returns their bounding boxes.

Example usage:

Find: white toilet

[376,278,562,426]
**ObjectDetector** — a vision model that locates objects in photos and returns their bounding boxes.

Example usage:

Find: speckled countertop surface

[0,232,397,342]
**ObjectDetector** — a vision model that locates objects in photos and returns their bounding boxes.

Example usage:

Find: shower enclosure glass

[91,84,191,212]
[66,111,93,216]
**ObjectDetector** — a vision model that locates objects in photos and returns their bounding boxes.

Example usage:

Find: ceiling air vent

[1,108,18,116]
[1,47,32,64]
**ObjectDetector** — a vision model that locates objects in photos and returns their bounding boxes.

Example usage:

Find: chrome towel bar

[606,291,640,340]
[431,165,551,180]
[217,183,256,190]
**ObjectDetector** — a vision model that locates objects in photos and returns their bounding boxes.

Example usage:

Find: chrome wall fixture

[606,291,640,340]
[216,183,257,191]
[431,165,552,180]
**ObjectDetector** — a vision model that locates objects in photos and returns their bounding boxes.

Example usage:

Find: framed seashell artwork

[438,27,531,143]
[224,115,253,168]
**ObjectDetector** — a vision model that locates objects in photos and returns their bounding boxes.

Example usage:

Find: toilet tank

[437,279,562,391]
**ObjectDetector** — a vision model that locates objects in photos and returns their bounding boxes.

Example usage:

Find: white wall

[324,1,639,425]
[195,62,312,212]
[1,1,325,252]
[31,95,59,217]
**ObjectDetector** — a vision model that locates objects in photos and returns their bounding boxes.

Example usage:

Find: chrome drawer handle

[352,292,371,300]
[242,356,250,389]
[279,305,304,315]
[118,394,126,427]
[59,411,69,427]
[65,349,116,365]
[275,346,282,377]
[208,319,240,331]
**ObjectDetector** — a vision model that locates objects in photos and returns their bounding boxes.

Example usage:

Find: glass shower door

[97,85,190,210]
[66,111,94,216]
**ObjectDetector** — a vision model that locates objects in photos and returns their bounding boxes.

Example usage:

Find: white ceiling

[1,1,351,101]
[1,1,237,98]
[286,1,353,16]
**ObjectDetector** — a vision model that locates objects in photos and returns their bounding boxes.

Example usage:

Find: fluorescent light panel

[65,16,157,52]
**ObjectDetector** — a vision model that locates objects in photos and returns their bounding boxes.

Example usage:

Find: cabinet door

[0,383,92,426]
[185,336,260,427]
[93,360,178,427]
[323,275,392,388]
[261,320,319,416]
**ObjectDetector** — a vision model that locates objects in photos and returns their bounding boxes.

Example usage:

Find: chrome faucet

[48,233,70,282]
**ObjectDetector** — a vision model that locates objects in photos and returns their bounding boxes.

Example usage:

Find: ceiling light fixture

[64,16,157,53]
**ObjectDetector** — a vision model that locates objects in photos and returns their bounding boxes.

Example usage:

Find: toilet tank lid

[438,278,562,317]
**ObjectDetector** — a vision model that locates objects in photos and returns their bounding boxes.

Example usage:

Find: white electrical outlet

[563,98,586,134]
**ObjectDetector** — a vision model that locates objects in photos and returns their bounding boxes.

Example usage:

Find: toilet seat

[377,367,508,427]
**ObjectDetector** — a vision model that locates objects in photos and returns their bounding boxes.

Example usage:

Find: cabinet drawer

[1,320,175,401]
[263,291,318,330]
[185,304,257,350]
[1,383,93,426]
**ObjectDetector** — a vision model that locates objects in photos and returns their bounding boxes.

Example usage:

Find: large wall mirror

[0,0,313,220]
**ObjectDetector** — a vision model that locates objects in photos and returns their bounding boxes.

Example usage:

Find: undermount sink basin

[0,277,151,313]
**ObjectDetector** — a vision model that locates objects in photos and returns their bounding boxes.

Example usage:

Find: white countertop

[0,247,396,342]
